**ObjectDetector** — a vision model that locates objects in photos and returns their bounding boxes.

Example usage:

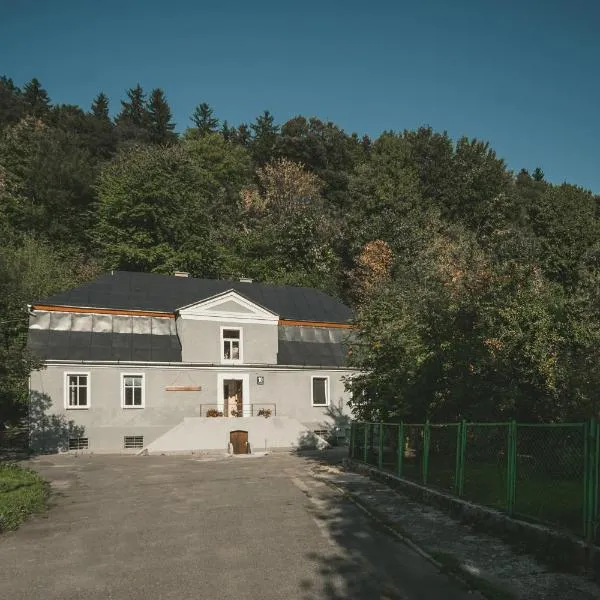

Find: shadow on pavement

[293,448,472,600]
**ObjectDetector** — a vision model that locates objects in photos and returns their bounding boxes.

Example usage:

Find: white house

[27,271,355,454]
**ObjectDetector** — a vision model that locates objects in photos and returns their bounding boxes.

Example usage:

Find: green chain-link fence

[514,423,586,535]
[349,420,600,542]
[463,423,508,510]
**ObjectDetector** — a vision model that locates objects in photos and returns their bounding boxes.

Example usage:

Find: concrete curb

[312,472,487,599]
[346,458,600,578]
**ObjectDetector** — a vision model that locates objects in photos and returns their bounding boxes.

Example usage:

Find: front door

[223,380,243,417]
[230,430,248,454]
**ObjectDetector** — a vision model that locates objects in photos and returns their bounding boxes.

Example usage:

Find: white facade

[28,289,354,453]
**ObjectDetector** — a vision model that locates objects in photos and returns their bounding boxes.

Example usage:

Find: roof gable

[177,290,279,324]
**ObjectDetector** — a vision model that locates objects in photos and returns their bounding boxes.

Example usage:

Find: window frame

[311,375,330,407]
[220,326,243,364]
[68,437,89,450]
[124,436,144,449]
[120,373,146,409]
[64,372,91,410]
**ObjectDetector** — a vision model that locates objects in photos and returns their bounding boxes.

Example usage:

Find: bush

[257,408,272,418]
[206,409,223,417]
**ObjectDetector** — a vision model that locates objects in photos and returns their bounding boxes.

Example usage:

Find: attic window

[221,328,242,363]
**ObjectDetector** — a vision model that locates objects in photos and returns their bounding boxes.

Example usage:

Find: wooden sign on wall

[164,385,202,392]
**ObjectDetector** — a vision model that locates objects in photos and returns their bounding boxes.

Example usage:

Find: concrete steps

[141,416,329,455]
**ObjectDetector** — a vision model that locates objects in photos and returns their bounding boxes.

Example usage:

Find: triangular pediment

[177,290,279,324]
[211,300,254,314]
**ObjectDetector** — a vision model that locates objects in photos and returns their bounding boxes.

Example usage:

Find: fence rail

[349,420,600,542]
[198,403,277,417]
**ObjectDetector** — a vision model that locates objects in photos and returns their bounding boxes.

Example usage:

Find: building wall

[29,364,353,452]
[177,318,278,364]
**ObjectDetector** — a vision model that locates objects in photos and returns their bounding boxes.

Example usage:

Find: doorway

[218,373,250,417]
[230,430,248,454]
[223,380,243,417]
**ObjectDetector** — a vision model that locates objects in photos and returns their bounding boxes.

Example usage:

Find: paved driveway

[0,452,473,600]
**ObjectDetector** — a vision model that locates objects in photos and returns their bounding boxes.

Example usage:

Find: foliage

[0,117,99,247]
[257,408,272,418]
[250,110,279,165]
[190,102,219,136]
[0,72,599,427]
[147,88,177,145]
[115,84,150,145]
[0,235,100,428]
[0,463,48,531]
[236,158,341,292]
[206,409,223,417]
[95,135,252,276]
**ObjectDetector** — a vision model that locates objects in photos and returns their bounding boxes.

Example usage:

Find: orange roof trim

[31,306,353,328]
[31,304,175,319]
[278,319,353,329]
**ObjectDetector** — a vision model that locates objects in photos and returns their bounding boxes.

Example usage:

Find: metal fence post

[594,420,600,542]
[506,420,517,516]
[363,423,369,464]
[584,420,590,538]
[378,422,384,469]
[397,422,404,477]
[423,420,431,486]
[455,419,467,496]
[584,418,598,541]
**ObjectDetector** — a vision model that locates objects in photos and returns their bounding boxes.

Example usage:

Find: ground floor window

[121,374,145,408]
[124,436,144,449]
[311,376,330,406]
[65,373,89,408]
[68,437,88,450]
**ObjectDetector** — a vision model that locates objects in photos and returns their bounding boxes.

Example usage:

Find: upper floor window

[121,374,145,408]
[311,376,330,406]
[65,373,90,409]
[221,327,243,363]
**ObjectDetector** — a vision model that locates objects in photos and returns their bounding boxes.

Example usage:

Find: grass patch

[0,463,48,531]
[373,454,584,534]
[431,551,517,600]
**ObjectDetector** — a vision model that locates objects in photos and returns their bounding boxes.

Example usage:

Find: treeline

[0,76,598,427]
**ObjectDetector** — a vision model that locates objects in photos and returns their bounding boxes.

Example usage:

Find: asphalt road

[0,452,475,600]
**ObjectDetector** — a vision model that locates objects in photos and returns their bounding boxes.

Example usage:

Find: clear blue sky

[1,0,599,192]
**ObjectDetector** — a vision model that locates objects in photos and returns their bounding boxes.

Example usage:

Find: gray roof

[36,271,353,324]
[277,340,347,367]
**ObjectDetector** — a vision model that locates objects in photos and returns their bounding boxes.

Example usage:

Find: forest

[0,76,599,430]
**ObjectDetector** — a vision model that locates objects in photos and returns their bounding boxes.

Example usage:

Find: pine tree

[147,88,177,144]
[87,92,116,159]
[532,167,545,182]
[116,84,147,127]
[22,78,50,118]
[234,123,251,147]
[91,92,110,121]
[221,120,233,142]
[191,102,219,136]
[250,110,279,164]
[0,76,25,127]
